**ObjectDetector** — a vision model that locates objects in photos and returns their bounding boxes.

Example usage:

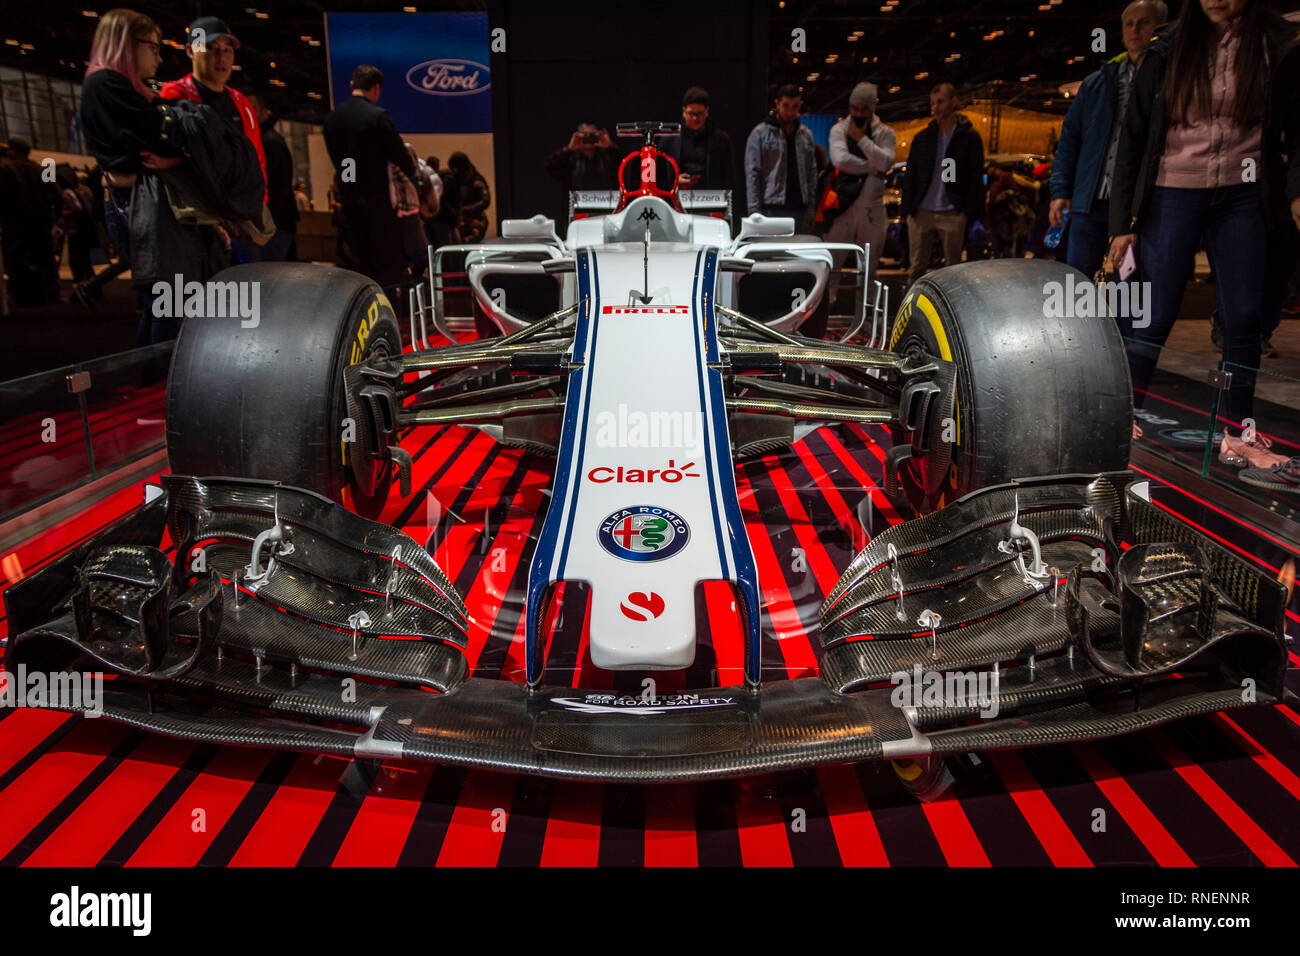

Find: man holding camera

[545,122,619,190]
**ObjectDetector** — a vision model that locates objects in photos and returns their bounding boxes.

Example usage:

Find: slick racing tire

[888,259,1132,512]
[166,263,402,517]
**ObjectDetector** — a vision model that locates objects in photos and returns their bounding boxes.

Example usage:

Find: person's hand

[1049,198,1070,228]
[567,130,584,151]
[595,128,612,149]
[214,224,231,248]
[1291,195,1300,233]
[1108,233,1136,270]
[678,172,696,188]
[140,150,182,170]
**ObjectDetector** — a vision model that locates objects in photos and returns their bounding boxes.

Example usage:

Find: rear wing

[568,188,732,223]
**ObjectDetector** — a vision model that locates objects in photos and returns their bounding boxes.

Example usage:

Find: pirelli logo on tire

[349,296,388,366]
[889,294,914,350]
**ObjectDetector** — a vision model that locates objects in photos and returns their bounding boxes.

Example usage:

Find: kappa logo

[620,591,665,621]
[636,207,660,222]
[588,459,700,483]
[601,305,689,314]
[597,505,690,562]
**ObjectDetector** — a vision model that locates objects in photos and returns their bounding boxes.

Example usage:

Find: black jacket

[129,98,265,288]
[0,156,60,229]
[676,121,734,189]
[1110,14,1300,237]
[323,94,415,204]
[545,146,619,190]
[900,114,986,220]
[260,119,299,234]
[78,69,173,175]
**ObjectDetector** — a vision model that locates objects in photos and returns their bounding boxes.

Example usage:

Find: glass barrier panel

[0,367,90,518]
[0,343,172,522]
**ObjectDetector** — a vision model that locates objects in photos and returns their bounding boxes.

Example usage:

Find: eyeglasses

[137,40,160,55]
[682,109,708,118]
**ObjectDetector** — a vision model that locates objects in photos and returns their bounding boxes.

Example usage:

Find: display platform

[1,419,1296,866]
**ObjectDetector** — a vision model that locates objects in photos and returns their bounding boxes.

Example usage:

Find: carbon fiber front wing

[2,474,1289,783]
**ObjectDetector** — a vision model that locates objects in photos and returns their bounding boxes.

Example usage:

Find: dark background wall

[487,0,768,226]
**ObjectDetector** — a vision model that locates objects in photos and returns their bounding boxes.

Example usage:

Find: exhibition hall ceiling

[3,1,1296,124]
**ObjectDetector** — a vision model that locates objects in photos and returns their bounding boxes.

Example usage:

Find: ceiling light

[254,11,269,18]
[825,54,838,62]
[847,34,859,41]
[889,85,901,93]
[81,9,97,16]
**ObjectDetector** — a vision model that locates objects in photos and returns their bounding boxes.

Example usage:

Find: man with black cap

[324,64,416,297]
[159,16,266,208]
[825,82,896,293]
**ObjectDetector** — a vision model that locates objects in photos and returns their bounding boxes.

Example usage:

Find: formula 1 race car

[4,124,1289,783]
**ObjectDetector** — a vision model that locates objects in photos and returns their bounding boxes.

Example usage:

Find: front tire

[888,259,1132,512]
[166,263,402,516]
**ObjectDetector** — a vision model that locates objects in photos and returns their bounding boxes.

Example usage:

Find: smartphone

[1118,244,1137,281]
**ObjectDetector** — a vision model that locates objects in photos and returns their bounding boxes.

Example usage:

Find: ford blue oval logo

[405,58,490,97]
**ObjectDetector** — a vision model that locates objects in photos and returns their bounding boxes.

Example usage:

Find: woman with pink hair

[78,9,190,343]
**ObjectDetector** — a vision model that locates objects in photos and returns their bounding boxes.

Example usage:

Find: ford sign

[405,58,490,97]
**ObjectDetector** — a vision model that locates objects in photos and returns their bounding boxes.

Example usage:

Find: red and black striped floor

[1,418,1297,866]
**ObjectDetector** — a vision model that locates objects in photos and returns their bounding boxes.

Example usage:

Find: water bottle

[1044,210,1070,249]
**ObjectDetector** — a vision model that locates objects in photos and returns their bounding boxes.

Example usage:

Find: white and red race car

[5,124,1288,783]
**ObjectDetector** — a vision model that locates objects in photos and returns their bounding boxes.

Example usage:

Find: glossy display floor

[1,415,1296,866]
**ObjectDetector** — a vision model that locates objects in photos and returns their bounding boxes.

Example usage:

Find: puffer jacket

[744,113,818,225]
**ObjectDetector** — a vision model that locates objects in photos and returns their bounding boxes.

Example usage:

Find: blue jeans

[232,228,293,263]
[1064,198,1108,278]
[105,187,131,259]
[1122,184,1266,429]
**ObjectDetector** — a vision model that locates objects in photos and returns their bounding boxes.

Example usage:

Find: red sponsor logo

[588,459,700,484]
[600,305,689,314]
[620,591,666,621]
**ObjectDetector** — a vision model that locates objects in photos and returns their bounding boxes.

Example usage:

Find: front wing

[2,472,1289,783]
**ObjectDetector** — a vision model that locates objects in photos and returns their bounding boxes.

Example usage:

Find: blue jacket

[1050,54,1131,215]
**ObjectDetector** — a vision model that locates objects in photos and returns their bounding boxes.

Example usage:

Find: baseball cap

[186,16,240,50]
